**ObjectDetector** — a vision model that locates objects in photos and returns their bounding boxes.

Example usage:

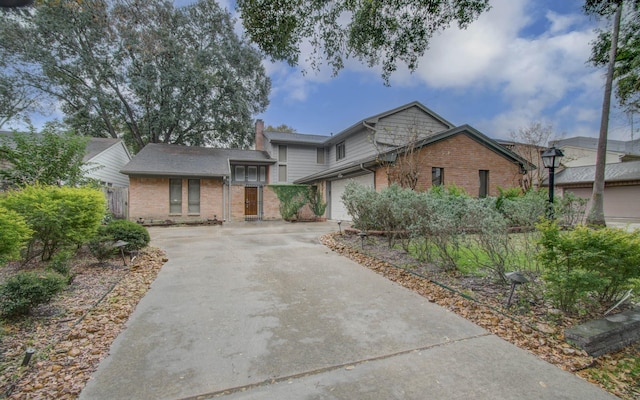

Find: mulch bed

[323,232,639,400]
[0,247,166,399]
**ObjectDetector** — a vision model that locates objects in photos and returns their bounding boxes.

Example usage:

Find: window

[317,148,325,164]
[169,178,182,214]
[479,170,489,198]
[234,166,245,181]
[247,166,258,182]
[278,165,287,182]
[233,165,267,182]
[188,179,200,213]
[336,141,346,161]
[432,167,444,187]
[279,145,287,162]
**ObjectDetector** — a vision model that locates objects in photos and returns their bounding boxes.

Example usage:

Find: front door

[244,187,258,218]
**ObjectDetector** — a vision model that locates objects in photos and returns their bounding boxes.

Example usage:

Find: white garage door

[329,174,374,221]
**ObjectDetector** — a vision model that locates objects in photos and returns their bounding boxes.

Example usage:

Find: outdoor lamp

[541,146,564,219]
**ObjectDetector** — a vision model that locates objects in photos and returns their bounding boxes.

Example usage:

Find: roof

[120,143,275,177]
[322,101,455,145]
[263,131,328,145]
[553,160,640,185]
[295,125,534,184]
[552,136,640,156]
[84,137,130,162]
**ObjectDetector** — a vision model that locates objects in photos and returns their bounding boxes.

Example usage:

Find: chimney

[255,119,264,151]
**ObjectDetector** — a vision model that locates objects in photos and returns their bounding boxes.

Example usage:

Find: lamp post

[541,146,564,219]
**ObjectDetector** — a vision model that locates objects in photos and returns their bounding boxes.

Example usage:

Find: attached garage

[328,173,374,221]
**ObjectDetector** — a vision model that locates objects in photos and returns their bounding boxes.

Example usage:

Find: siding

[375,106,451,146]
[327,128,377,169]
[84,142,131,187]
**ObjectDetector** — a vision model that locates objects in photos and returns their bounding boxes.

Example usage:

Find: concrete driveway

[80,222,617,400]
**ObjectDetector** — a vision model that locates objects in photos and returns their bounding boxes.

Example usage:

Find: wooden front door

[244,187,258,216]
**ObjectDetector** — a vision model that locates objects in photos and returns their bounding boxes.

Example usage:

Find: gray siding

[375,106,451,146]
[272,144,327,183]
[84,142,131,187]
[327,128,377,169]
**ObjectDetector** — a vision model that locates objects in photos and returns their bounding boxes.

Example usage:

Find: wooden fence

[102,187,128,219]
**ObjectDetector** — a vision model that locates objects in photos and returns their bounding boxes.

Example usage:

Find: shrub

[100,219,150,252]
[537,221,640,312]
[555,192,588,227]
[0,185,106,261]
[0,270,67,318]
[341,182,380,230]
[0,206,33,265]
[268,185,310,221]
[500,189,547,227]
[308,186,327,217]
[87,235,117,264]
[48,249,74,277]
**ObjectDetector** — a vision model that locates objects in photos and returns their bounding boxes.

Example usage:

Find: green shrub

[48,249,72,277]
[308,186,327,217]
[0,270,68,318]
[537,221,640,312]
[0,205,33,265]
[268,185,310,221]
[0,185,106,261]
[500,189,547,227]
[341,182,380,230]
[87,236,117,264]
[100,220,150,252]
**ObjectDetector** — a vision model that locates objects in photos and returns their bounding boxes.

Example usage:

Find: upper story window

[278,145,287,162]
[317,148,325,164]
[336,141,346,161]
[233,165,267,183]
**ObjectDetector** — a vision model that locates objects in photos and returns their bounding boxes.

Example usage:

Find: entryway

[244,186,259,221]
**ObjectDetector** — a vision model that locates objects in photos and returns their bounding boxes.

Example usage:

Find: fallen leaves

[0,247,166,399]
[322,232,639,399]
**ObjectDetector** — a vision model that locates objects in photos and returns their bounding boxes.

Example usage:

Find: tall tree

[265,124,297,133]
[584,0,627,226]
[237,0,491,83]
[0,0,270,151]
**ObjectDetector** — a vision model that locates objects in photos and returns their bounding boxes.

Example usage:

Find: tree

[237,0,491,82]
[265,124,297,133]
[508,122,554,192]
[590,3,640,114]
[584,0,629,226]
[0,0,270,151]
[0,124,89,188]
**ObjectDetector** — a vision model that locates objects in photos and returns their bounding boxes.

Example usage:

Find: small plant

[0,270,67,318]
[48,249,74,277]
[308,186,327,218]
[87,236,117,264]
[100,220,150,252]
[0,206,33,265]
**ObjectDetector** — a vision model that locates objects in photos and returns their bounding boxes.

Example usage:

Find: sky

[10,0,637,144]
[206,0,636,143]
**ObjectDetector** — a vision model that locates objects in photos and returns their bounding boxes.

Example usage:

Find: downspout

[222,176,227,222]
[360,163,376,189]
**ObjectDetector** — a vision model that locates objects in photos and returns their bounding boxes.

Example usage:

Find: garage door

[565,186,640,221]
[329,174,374,221]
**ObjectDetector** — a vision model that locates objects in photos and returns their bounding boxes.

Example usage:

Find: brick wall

[129,176,223,222]
[386,134,523,196]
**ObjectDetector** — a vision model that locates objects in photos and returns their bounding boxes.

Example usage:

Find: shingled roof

[553,160,640,185]
[120,143,275,178]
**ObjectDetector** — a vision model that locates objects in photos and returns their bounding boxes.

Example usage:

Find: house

[83,137,132,187]
[121,144,279,222]
[551,160,640,223]
[122,101,532,222]
[544,136,640,222]
[551,136,640,167]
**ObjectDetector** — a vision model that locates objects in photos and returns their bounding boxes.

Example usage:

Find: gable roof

[84,137,130,162]
[322,101,455,145]
[120,143,275,178]
[552,160,640,186]
[295,124,533,184]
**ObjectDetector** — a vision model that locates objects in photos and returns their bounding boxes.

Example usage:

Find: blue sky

[224,0,635,142]
[13,0,636,144]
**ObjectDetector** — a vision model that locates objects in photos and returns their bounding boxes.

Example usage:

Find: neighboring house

[122,101,532,222]
[551,136,640,167]
[552,161,640,222]
[83,137,132,187]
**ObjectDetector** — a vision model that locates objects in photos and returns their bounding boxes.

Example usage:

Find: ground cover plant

[337,182,639,398]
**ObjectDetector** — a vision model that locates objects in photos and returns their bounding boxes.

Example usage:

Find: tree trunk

[586,3,623,227]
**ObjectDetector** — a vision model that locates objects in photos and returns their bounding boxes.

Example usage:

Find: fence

[103,187,128,219]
